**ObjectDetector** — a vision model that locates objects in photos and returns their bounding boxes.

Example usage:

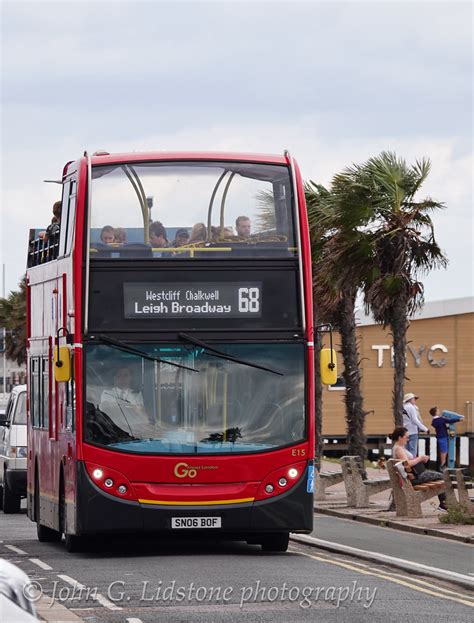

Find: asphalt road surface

[1,511,472,623]
[311,514,473,575]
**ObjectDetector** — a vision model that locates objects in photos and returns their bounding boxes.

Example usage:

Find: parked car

[0,559,38,621]
[0,395,9,423]
[0,385,27,513]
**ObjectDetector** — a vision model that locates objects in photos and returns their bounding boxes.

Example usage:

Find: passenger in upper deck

[173,228,190,247]
[189,222,207,243]
[100,225,116,245]
[149,221,168,249]
[39,201,62,242]
[210,226,235,241]
[235,216,251,238]
[114,227,127,244]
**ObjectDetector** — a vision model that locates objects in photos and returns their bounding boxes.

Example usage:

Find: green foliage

[438,503,474,525]
[305,149,448,432]
[0,276,27,366]
[255,190,276,231]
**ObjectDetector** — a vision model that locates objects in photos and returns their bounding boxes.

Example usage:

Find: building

[321,298,473,464]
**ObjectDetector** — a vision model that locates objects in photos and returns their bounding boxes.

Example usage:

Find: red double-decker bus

[26,151,335,552]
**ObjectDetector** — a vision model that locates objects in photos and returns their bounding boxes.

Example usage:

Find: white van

[0,385,27,514]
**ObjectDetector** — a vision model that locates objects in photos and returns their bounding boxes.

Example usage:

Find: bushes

[439,503,474,525]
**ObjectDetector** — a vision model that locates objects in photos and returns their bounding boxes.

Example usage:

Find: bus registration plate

[171,517,222,529]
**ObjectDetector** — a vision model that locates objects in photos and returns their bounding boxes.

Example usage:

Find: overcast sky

[1,0,472,302]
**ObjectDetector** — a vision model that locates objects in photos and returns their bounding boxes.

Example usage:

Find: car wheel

[3,471,21,514]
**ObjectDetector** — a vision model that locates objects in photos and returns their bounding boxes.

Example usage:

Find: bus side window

[42,356,49,430]
[65,182,77,256]
[30,357,39,427]
[58,180,70,258]
[59,178,77,257]
[65,377,75,432]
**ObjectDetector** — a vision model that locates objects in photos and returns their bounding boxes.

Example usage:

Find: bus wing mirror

[320,348,337,385]
[54,345,72,382]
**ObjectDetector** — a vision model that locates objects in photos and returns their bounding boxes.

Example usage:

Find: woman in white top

[390,426,447,511]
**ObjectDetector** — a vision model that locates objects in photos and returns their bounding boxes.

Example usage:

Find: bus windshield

[84,343,305,454]
[90,161,297,259]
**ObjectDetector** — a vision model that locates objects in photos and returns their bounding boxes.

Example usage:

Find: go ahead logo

[174,462,198,478]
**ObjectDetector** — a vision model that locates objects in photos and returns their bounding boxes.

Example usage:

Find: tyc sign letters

[371,344,448,368]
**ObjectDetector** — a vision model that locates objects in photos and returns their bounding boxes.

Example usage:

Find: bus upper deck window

[89,161,298,260]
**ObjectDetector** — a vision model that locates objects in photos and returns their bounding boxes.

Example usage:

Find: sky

[1,0,472,302]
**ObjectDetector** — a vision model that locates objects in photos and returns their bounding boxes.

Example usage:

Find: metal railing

[27,229,60,267]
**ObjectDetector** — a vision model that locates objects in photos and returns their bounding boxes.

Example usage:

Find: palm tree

[337,152,447,425]
[0,276,27,366]
[255,190,277,231]
[306,181,371,464]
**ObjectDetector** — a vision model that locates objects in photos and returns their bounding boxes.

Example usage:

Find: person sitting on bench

[390,426,447,511]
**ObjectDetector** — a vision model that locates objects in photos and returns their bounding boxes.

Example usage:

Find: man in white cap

[403,392,428,456]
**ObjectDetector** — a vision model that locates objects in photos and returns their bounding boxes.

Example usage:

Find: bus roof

[88,151,290,167]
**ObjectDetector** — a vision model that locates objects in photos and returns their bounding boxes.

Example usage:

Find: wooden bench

[340,456,391,508]
[443,469,474,514]
[315,469,344,501]
[386,459,450,518]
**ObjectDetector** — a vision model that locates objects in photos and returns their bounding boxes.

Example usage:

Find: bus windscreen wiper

[94,335,199,373]
[178,332,283,376]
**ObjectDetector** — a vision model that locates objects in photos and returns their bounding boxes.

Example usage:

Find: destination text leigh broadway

[123,282,262,318]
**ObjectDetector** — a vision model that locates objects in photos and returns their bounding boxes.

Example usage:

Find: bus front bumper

[75,461,313,536]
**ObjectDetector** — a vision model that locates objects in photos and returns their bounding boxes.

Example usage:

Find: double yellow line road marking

[291,547,474,608]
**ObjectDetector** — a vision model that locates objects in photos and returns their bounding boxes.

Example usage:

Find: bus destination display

[124,282,262,319]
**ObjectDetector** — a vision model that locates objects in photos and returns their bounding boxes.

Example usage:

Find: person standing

[402,392,428,456]
[430,406,464,469]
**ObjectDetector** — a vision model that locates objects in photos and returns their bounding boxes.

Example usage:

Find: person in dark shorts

[430,406,464,469]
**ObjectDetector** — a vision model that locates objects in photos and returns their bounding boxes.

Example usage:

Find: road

[0,511,472,623]
[310,514,473,575]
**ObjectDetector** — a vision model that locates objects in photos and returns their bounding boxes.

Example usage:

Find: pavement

[35,592,84,622]
[314,460,474,544]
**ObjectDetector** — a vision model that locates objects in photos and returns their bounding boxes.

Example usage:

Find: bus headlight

[86,462,137,501]
[256,460,306,501]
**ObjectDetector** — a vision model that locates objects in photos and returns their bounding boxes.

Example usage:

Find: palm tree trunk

[390,294,409,426]
[338,290,367,464]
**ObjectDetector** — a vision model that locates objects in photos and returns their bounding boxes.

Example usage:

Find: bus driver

[99,366,153,436]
